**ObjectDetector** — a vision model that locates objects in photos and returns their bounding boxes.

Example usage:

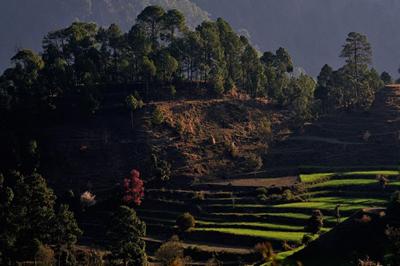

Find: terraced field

[138,169,399,264]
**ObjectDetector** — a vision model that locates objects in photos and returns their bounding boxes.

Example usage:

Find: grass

[194,228,305,242]
[142,168,399,264]
[197,221,305,232]
[273,201,372,212]
[300,173,334,183]
[309,179,377,189]
[309,197,387,205]
[275,245,306,261]
[299,170,399,184]
[342,170,399,176]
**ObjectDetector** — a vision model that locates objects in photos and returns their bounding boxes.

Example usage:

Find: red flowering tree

[123,169,144,206]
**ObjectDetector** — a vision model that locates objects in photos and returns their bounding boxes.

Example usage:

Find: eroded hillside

[142,96,292,182]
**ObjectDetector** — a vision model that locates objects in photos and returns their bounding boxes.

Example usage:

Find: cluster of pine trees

[315,32,387,113]
[0,5,320,124]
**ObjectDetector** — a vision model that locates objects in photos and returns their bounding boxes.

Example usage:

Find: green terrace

[139,168,398,262]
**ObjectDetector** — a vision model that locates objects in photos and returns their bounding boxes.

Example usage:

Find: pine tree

[107,206,147,266]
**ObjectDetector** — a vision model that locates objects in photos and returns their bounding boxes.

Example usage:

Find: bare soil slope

[144,97,291,182]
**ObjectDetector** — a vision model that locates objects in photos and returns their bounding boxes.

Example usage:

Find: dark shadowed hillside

[194,0,400,76]
[0,0,209,71]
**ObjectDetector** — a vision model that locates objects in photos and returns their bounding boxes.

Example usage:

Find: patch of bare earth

[144,96,291,181]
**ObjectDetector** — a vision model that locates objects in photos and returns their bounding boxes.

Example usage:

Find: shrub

[76,249,104,266]
[256,187,268,196]
[126,94,144,111]
[35,244,55,266]
[225,141,239,158]
[257,194,269,202]
[155,235,184,266]
[176,212,195,232]
[245,154,263,171]
[377,175,389,189]
[282,189,295,202]
[259,117,272,141]
[256,187,269,202]
[192,191,205,202]
[80,191,96,208]
[152,107,165,126]
[305,210,324,234]
[151,154,172,182]
[254,242,275,263]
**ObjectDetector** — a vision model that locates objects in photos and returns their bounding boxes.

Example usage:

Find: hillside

[143,96,291,182]
[0,0,209,71]
[194,0,400,76]
[37,86,400,195]
[264,86,400,171]
[37,90,290,193]
[291,208,388,265]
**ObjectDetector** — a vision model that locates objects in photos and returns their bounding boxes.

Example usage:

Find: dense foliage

[315,32,384,112]
[106,206,147,265]
[0,0,210,72]
[123,169,145,206]
[0,171,82,264]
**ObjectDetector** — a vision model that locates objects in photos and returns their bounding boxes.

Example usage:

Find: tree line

[0,6,389,127]
[0,5,318,124]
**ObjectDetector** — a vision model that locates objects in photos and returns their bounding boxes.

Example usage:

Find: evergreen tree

[162,9,186,43]
[107,206,147,266]
[241,42,265,97]
[0,171,81,263]
[197,21,225,82]
[315,64,334,113]
[380,71,392,85]
[261,47,293,103]
[137,5,165,49]
[340,32,372,106]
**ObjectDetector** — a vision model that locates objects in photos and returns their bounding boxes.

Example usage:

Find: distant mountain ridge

[0,0,209,71]
[193,0,400,76]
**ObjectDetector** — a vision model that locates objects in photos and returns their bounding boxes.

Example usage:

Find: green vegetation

[0,172,82,264]
[273,202,371,212]
[309,179,378,189]
[342,170,399,176]
[176,212,196,232]
[300,170,399,183]
[197,221,304,232]
[107,206,147,266]
[316,32,384,112]
[194,228,304,243]
[300,173,334,183]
